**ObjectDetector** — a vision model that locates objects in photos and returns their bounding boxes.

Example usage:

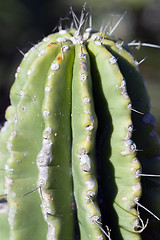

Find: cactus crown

[0,6,160,240]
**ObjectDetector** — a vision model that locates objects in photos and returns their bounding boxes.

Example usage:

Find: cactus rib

[72,44,104,239]
[38,39,75,239]
[0,8,160,240]
[4,41,62,240]
[87,39,142,239]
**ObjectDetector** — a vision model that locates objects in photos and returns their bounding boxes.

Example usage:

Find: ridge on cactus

[0,6,160,240]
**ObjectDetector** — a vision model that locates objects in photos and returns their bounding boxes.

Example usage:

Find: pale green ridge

[100,37,156,159]
[87,39,142,240]
[72,44,105,240]
[5,42,61,240]
[38,39,75,240]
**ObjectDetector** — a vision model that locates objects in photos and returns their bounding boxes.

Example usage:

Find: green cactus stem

[72,44,103,239]
[0,8,160,240]
[87,38,142,240]
[38,40,75,239]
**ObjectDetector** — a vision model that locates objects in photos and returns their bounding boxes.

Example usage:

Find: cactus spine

[0,9,160,240]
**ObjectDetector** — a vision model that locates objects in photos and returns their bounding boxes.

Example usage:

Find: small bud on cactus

[0,7,160,240]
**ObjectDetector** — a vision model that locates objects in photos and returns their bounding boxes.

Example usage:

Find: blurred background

[0,0,160,132]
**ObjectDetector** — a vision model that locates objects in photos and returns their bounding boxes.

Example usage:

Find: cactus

[0,7,160,240]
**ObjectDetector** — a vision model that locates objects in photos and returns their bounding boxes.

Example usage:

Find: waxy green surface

[72,44,103,239]
[0,28,160,240]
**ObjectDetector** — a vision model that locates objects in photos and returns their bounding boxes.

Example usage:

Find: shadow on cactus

[0,6,160,240]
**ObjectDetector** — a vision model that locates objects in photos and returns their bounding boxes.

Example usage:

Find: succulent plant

[0,7,160,240]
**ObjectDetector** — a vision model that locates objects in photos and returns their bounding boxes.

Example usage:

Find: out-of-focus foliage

[0,0,160,131]
[68,0,153,10]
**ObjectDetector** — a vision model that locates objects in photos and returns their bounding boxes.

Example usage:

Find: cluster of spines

[0,23,160,240]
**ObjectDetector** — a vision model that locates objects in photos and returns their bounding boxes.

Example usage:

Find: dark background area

[0,0,160,132]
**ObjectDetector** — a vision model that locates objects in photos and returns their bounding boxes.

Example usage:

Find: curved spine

[72,44,104,239]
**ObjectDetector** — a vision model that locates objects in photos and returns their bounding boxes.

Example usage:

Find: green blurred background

[0,0,160,132]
